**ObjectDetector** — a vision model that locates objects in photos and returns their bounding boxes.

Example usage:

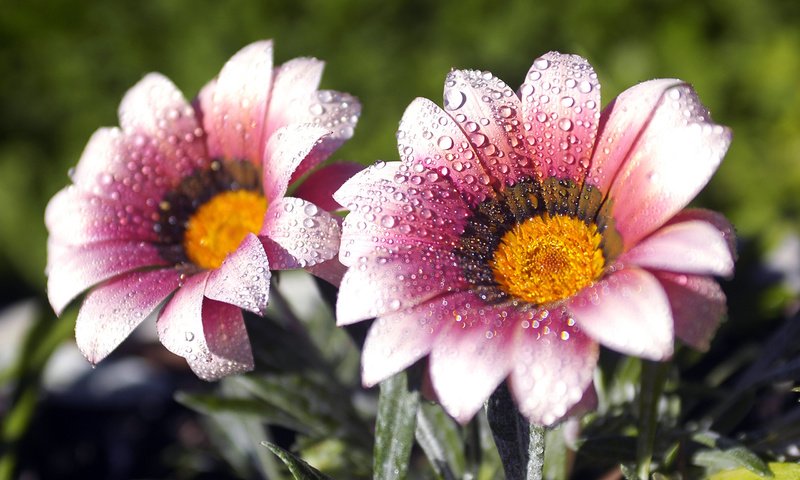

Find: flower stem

[636,359,669,480]
[486,383,545,480]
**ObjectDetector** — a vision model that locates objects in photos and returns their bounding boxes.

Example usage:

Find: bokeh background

[2,0,800,478]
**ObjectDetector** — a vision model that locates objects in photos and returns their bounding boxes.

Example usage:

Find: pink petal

[264,57,325,139]
[288,90,361,184]
[335,161,470,261]
[75,269,181,364]
[70,128,175,206]
[205,233,271,315]
[509,307,599,425]
[585,79,683,194]
[361,300,446,386]
[428,292,517,423]
[157,273,254,380]
[443,70,538,189]
[197,40,274,163]
[335,246,467,326]
[604,83,732,248]
[292,162,365,212]
[654,271,726,351]
[47,239,167,315]
[568,267,674,360]
[667,208,736,256]
[621,218,735,278]
[306,257,348,287]
[518,52,602,182]
[396,97,494,206]
[262,124,330,202]
[45,186,158,246]
[117,73,208,177]
[259,197,341,269]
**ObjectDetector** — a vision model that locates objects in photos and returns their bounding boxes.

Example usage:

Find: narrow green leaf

[709,462,800,480]
[486,383,545,480]
[415,402,465,480]
[542,423,568,480]
[694,447,773,478]
[264,442,334,480]
[374,371,420,480]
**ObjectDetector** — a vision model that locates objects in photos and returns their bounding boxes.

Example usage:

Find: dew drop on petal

[558,118,573,131]
[444,90,467,111]
[437,135,454,150]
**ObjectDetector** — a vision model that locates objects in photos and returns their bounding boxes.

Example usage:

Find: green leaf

[694,447,773,478]
[486,383,545,480]
[709,462,800,480]
[264,442,334,480]
[374,371,420,480]
[415,402,465,479]
[636,360,669,480]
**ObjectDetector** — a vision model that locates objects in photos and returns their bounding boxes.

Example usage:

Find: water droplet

[470,133,487,147]
[185,331,194,341]
[498,106,513,118]
[558,118,573,131]
[534,57,550,70]
[578,80,593,93]
[444,89,467,110]
[380,215,397,228]
[309,103,325,115]
[560,96,575,107]
[303,203,318,216]
[437,135,454,150]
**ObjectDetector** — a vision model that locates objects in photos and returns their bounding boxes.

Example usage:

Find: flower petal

[443,70,538,189]
[361,300,446,386]
[264,57,325,139]
[621,218,735,278]
[288,90,361,184]
[667,208,737,256]
[157,273,254,380]
[428,292,517,423]
[292,162,365,212]
[47,239,167,315]
[198,40,274,163]
[45,186,159,246]
[585,79,682,194]
[336,246,466,326]
[262,124,330,202]
[117,73,208,177]
[306,257,348,287]
[75,269,181,364]
[605,83,732,247]
[335,161,471,261]
[205,233,271,315]
[518,52,601,183]
[509,307,599,425]
[260,197,341,269]
[396,97,494,206]
[568,267,674,360]
[654,271,726,351]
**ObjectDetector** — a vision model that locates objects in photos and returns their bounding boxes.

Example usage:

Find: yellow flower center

[183,190,267,270]
[491,214,605,305]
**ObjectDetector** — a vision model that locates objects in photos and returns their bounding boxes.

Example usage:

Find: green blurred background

[1,0,799,302]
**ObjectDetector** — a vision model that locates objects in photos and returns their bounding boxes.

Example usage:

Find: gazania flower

[334,52,734,425]
[46,40,361,380]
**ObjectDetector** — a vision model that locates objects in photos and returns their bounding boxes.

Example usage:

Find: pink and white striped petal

[47,239,167,315]
[117,73,208,178]
[197,40,274,164]
[621,219,735,277]
[288,90,361,184]
[306,257,349,287]
[654,271,726,351]
[205,233,271,315]
[428,292,517,423]
[157,272,254,380]
[76,268,181,364]
[568,267,674,360]
[264,57,325,139]
[518,52,601,183]
[584,79,683,194]
[45,186,159,246]
[509,307,599,425]
[396,97,495,206]
[666,208,736,256]
[262,125,330,202]
[260,197,341,269]
[293,162,365,212]
[336,247,467,326]
[361,300,447,386]
[442,70,535,189]
[605,83,732,248]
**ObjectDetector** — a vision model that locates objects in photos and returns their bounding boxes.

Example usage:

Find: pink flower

[334,52,734,425]
[46,40,361,380]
